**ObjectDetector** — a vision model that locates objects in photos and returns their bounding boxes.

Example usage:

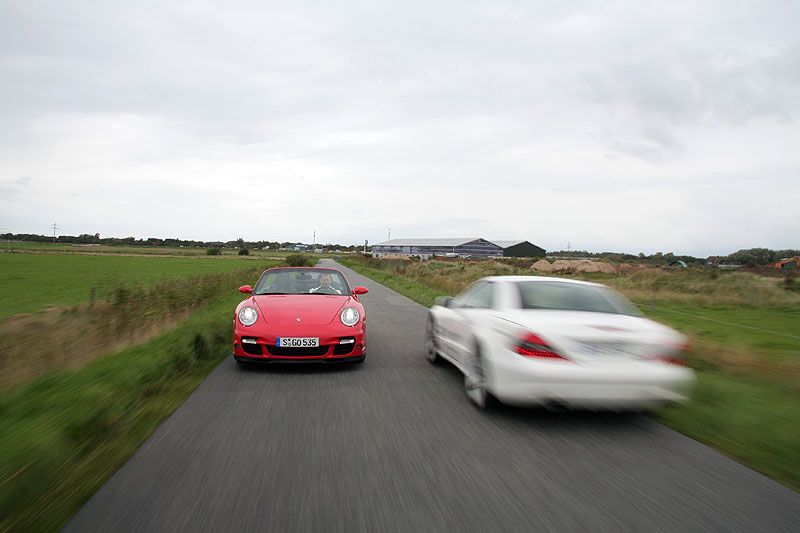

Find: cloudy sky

[1,1,798,256]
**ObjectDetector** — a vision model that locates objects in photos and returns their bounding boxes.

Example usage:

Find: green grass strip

[656,372,800,492]
[0,292,244,532]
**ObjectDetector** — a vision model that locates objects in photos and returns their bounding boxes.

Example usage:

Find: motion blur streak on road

[64,259,800,532]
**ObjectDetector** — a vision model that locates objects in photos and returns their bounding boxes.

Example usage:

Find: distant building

[372,238,545,259]
[490,240,546,258]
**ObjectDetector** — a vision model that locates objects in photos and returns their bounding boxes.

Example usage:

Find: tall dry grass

[371,257,800,308]
[603,268,800,308]
[0,266,266,391]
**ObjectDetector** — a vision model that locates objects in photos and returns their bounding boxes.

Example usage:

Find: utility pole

[388,227,391,241]
[52,222,58,243]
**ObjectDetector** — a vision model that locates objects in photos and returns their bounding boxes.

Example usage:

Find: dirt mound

[531,260,554,272]
[550,259,576,271]
[574,261,616,273]
[615,263,649,275]
[537,259,617,273]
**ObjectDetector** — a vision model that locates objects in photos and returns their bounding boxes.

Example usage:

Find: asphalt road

[64,259,800,532]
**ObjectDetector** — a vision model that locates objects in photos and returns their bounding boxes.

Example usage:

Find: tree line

[541,248,799,267]
[0,232,366,252]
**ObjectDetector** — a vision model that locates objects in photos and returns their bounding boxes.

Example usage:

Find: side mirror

[239,285,253,294]
[435,296,455,308]
[352,286,368,295]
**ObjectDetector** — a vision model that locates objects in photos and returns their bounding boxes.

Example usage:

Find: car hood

[251,294,352,326]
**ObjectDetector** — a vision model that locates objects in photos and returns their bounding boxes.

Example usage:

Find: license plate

[276,337,319,347]
[573,342,633,357]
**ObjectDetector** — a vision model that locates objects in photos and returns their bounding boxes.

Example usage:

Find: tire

[464,344,496,409]
[424,315,441,365]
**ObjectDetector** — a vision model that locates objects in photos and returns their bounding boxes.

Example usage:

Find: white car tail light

[645,340,691,366]
[514,332,572,362]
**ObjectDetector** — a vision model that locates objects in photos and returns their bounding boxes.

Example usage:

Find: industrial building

[490,240,547,258]
[372,238,545,259]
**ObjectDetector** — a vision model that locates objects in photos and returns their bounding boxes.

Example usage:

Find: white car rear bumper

[490,355,695,409]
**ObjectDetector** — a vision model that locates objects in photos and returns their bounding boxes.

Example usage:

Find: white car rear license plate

[574,342,635,357]
[276,337,319,347]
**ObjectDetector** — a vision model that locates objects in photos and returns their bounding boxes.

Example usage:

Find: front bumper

[232,325,366,362]
[234,352,366,364]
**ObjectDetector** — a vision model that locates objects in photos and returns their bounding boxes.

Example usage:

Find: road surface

[64,259,800,532]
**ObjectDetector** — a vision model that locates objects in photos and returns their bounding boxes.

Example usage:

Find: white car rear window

[516,281,641,316]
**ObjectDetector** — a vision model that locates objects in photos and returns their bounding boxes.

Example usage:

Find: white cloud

[1,0,799,256]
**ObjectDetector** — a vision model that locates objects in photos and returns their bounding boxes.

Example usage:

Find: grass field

[0,252,285,391]
[647,305,800,369]
[0,252,278,319]
[338,256,800,492]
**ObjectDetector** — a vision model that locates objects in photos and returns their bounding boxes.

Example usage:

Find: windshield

[515,281,643,316]
[253,268,350,295]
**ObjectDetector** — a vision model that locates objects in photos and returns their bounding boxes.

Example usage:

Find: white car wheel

[464,347,492,408]
[424,316,441,365]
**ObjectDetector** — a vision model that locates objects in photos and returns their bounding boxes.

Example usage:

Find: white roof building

[372,238,546,259]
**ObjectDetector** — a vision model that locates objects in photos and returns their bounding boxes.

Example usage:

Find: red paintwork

[233,267,368,362]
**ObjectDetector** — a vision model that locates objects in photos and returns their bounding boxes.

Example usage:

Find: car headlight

[340,307,360,327]
[238,306,258,326]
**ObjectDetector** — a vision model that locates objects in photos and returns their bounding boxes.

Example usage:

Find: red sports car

[233,267,368,364]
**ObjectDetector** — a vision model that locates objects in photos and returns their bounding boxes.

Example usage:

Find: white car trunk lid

[501,310,685,363]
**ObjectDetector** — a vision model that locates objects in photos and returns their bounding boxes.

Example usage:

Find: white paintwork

[427,276,695,409]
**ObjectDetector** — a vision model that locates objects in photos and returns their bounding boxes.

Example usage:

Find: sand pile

[531,259,616,274]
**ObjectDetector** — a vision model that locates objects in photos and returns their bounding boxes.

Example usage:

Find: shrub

[206,248,221,256]
[286,254,310,267]
[192,333,210,360]
[238,248,250,256]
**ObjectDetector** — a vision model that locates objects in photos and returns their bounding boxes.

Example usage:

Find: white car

[425,276,695,409]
